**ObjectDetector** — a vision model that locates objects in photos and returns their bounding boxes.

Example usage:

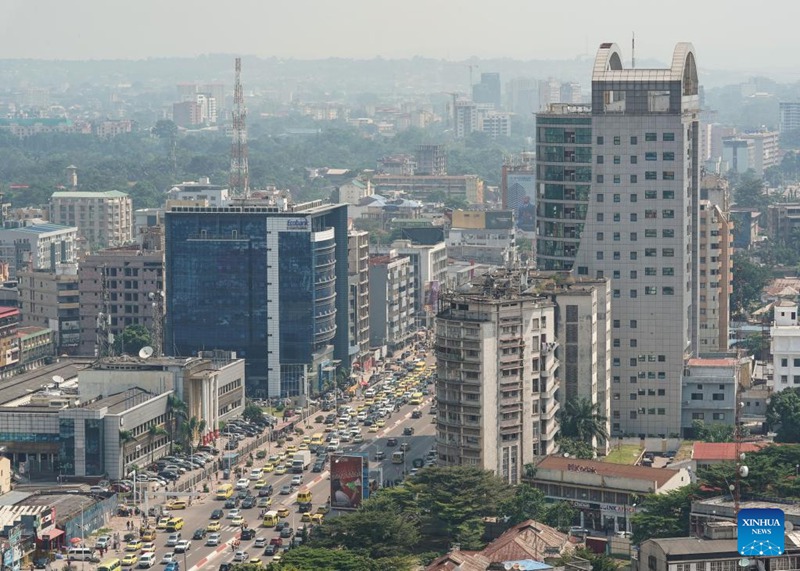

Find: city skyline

[0,0,797,74]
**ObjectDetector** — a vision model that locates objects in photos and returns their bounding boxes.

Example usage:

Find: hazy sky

[0,0,794,72]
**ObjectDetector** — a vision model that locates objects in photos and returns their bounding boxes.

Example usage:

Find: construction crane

[229,57,249,197]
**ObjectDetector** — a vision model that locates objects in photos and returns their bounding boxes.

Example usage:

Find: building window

[614,213,621,222]
[613,136,621,145]
[645,132,657,141]
[645,229,657,238]
[663,229,675,238]
[663,171,675,180]
[597,175,604,183]
[613,270,621,279]
[597,193,604,202]
[663,190,675,199]
[631,136,638,145]
[663,152,675,161]
[691,393,703,400]
[630,232,637,241]
[645,267,656,276]
[597,156,605,164]
[630,251,638,260]
[645,248,657,257]
[613,175,621,184]
[597,136,604,145]
[613,319,620,328]
[630,213,637,222]
[577,266,588,275]
[630,339,638,347]
[597,232,604,241]
[663,287,674,295]
[645,171,657,180]
[630,174,638,183]
[630,320,638,328]
[630,289,638,298]
[613,251,621,260]
[645,286,657,295]
[645,209,657,219]
[613,232,620,241]
[663,248,675,257]
[597,213,604,221]
[645,190,657,199]
[613,155,621,165]
[663,267,674,276]
[663,209,675,218]
[613,339,621,348]
[645,152,657,161]
[613,290,620,299]
[631,155,638,164]
[597,251,604,260]
[712,393,725,401]
[663,132,675,141]
[613,194,621,202]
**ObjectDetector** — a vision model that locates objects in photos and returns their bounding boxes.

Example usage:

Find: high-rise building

[172,101,202,128]
[434,270,560,483]
[502,154,537,233]
[454,100,478,138]
[77,246,164,356]
[472,72,501,110]
[698,201,733,352]
[18,266,80,355]
[165,200,349,399]
[538,78,562,111]
[0,223,78,279]
[480,112,511,139]
[384,237,448,329]
[368,250,416,352]
[347,229,371,369]
[507,77,538,117]
[415,145,447,176]
[536,42,701,437]
[780,102,800,133]
[50,190,133,251]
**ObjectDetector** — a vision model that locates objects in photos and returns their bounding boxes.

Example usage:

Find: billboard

[424,281,440,312]
[517,196,536,232]
[330,455,365,510]
[484,210,514,230]
[738,508,785,556]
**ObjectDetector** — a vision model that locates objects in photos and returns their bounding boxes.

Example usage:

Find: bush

[245,459,253,468]
[295,427,304,436]
[277,439,285,447]
[315,415,324,424]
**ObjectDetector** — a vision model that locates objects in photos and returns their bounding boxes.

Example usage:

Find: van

[296,489,312,504]
[67,547,95,561]
[138,553,156,568]
[262,510,279,527]
[98,558,122,571]
[166,517,184,532]
[215,484,234,500]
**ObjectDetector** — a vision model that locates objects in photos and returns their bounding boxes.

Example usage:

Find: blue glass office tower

[165,201,349,398]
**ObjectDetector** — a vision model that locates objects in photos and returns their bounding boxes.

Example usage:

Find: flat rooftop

[0,361,80,407]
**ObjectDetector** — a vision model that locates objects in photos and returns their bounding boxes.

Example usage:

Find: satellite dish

[739,559,750,568]
[52,375,64,385]
[139,346,154,360]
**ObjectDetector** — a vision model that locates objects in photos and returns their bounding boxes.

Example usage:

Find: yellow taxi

[121,553,138,567]
[231,515,244,526]
[248,558,263,567]
[156,517,170,530]
[285,445,298,454]
[298,443,309,451]
[376,419,385,428]
[276,506,290,518]
[356,404,366,412]
[166,500,187,510]
[274,464,287,475]
[316,504,330,515]
[207,521,222,532]
[301,512,312,522]
[125,540,142,552]
[368,425,379,432]
[141,528,156,542]
[276,451,288,461]
[262,463,274,474]
[302,435,311,444]
[141,542,156,553]
[311,513,324,525]
[254,478,268,488]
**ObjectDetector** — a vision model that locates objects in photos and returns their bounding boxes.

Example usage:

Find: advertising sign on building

[330,455,364,510]
[738,508,785,556]
[484,210,514,230]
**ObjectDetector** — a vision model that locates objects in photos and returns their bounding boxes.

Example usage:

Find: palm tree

[197,419,207,445]
[558,397,609,444]
[148,425,168,463]
[167,395,188,453]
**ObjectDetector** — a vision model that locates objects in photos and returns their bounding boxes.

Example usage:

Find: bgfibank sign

[738,508,785,556]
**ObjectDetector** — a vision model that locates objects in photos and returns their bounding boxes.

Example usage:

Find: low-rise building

[49,190,133,251]
[0,223,78,279]
[681,356,750,438]
[770,299,800,392]
[691,442,770,468]
[18,266,80,355]
[447,210,516,265]
[371,174,484,204]
[527,456,690,534]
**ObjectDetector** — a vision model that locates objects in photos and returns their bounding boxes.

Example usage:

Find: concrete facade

[18,266,81,354]
[680,357,744,437]
[0,223,78,279]
[368,251,416,352]
[771,299,800,392]
[50,191,133,251]
[347,230,371,367]
[698,202,733,352]
[434,270,560,484]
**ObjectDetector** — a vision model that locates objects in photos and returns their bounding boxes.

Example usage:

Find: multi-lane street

[101,359,436,571]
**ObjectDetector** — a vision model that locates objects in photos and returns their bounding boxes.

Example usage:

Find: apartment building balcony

[540,418,559,442]
[541,341,559,355]
[499,417,522,430]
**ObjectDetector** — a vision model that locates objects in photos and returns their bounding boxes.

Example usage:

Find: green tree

[167,395,188,453]
[558,397,609,445]
[498,484,546,525]
[542,501,578,532]
[730,251,771,317]
[767,388,800,442]
[557,437,595,459]
[631,485,698,544]
[243,400,266,424]
[273,546,405,571]
[733,172,769,210]
[112,324,152,356]
[691,420,736,442]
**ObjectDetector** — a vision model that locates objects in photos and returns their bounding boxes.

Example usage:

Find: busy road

[94,354,437,570]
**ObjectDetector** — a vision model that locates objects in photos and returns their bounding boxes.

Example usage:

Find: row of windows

[578,267,675,277]
[597,172,675,183]
[597,152,675,164]
[611,287,676,298]
[629,409,667,418]
[778,358,800,368]
[598,132,676,145]
[598,248,676,260]
[597,191,676,203]
[614,371,669,382]
[778,375,800,385]
[691,412,727,421]
[597,229,675,241]
[690,393,727,401]
[614,357,672,368]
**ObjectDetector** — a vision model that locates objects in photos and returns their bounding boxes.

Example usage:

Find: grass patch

[675,440,694,462]
[603,444,643,465]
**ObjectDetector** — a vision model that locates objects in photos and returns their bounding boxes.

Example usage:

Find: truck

[291,451,312,473]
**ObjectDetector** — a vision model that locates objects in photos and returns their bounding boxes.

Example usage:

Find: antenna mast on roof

[229,57,250,197]
[631,32,636,69]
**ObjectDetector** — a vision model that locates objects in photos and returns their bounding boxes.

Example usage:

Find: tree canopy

[112,324,153,356]
[767,389,800,442]
[630,485,698,544]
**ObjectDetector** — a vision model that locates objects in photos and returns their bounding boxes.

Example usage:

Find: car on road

[206,533,221,547]
[254,478,268,488]
[254,537,267,548]
[279,527,294,538]
[274,464,287,475]
[166,533,181,547]
[279,485,292,495]
[353,434,364,443]
[138,553,156,568]
[249,468,262,480]
[160,553,176,565]
[164,563,179,571]
[403,427,415,436]
[226,509,241,519]
[368,425,379,432]
[121,553,139,567]
[210,509,224,520]
[242,496,256,509]
[235,478,249,490]
[96,535,111,550]
[166,500,187,510]
[241,528,256,541]
[206,520,221,532]
[276,506,290,518]
[264,544,278,556]
[173,540,191,554]
[126,539,143,552]
[192,528,207,540]
[224,498,239,509]
[231,515,245,526]
[375,450,386,461]
[400,441,410,451]
[290,475,303,486]
[233,550,248,563]
[141,542,156,553]
[257,497,272,508]
[386,438,398,447]
[411,410,422,419]
[312,462,324,473]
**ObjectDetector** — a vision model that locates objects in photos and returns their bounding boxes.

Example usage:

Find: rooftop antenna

[229,57,250,197]
[631,32,636,69]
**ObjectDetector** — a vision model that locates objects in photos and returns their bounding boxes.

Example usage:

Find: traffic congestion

[85,350,436,571]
